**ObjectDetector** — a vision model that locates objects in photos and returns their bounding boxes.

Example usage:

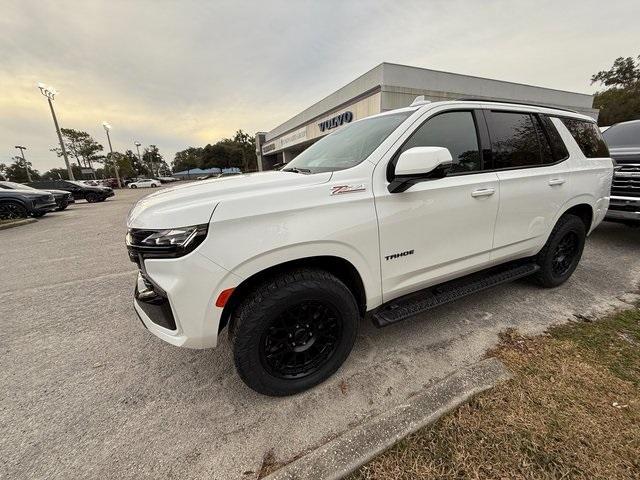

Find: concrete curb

[264,357,512,480]
[0,218,37,230]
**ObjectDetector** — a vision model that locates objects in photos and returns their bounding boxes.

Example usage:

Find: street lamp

[102,121,122,188]
[38,82,74,180]
[134,141,150,175]
[14,145,32,182]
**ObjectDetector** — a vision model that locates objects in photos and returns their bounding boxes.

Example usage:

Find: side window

[559,118,609,158]
[539,115,569,162]
[533,116,554,165]
[398,111,481,174]
[486,111,541,169]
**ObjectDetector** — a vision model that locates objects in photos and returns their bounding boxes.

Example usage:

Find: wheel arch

[554,196,595,233]
[219,255,368,334]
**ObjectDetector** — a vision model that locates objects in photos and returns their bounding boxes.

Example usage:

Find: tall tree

[172,147,203,172]
[51,128,104,170]
[5,157,40,182]
[591,55,640,126]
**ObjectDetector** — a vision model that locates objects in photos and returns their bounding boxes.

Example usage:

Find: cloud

[1,0,639,172]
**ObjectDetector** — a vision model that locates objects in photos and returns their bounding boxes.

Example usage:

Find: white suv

[126,99,613,396]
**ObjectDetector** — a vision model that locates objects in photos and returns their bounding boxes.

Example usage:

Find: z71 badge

[331,184,366,195]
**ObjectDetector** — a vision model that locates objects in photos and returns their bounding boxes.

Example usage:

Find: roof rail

[456,97,578,113]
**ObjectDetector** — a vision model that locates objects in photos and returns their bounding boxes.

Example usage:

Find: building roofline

[379,62,593,98]
[264,62,595,143]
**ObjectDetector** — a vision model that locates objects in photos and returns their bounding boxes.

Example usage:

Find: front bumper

[131,250,241,349]
[605,196,640,223]
[33,200,58,214]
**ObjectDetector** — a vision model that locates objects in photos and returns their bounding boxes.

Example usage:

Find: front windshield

[285,111,412,173]
[0,181,36,190]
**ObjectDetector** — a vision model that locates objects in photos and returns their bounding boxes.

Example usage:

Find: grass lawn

[352,307,640,479]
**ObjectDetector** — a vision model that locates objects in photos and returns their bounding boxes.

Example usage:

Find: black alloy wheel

[0,202,28,220]
[85,193,98,203]
[231,268,359,396]
[551,231,579,277]
[534,214,586,288]
[260,300,342,379]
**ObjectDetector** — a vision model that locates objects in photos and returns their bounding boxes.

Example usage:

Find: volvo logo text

[318,111,353,132]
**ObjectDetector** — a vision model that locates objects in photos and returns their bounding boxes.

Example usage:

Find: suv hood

[127,171,332,229]
[610,147,640,164]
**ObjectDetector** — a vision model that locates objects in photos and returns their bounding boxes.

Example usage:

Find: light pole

[102,122,122,188]
[134,141,149,176]
[14,145,32,182]
[38,83,74,180]
[149,144,157,177]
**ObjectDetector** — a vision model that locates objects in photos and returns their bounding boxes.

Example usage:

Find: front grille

[611,164,640,197]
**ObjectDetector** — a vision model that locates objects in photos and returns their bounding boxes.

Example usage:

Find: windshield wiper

[282,167,311,174]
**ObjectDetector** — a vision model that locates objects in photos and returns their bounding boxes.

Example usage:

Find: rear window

[559,118,609,158]
[602,121,640,148]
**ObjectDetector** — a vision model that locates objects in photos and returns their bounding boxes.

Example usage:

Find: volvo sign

[318,111,353,132]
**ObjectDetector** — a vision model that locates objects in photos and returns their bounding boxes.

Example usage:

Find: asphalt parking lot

[1,187,639,480]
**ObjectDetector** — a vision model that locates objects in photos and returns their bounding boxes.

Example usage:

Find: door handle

[471,188,496,197]
[548,178,566,186]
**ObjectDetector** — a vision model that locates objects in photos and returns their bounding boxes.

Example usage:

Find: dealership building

[256,62,597,170]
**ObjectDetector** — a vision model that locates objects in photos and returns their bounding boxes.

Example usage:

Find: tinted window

[540,115,569,161]
[602,121,640,148]
[486,111,541,168]
[560,118,609,158]
[399,111,481,173]
[533,116,554,164]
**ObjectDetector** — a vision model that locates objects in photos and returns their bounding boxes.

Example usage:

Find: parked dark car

[0,189,57,219]
[0,181,75,211]
[602,119,640,226]
[27,180,114,203]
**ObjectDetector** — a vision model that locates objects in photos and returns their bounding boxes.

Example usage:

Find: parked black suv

[0,181,75,211]
[27,180,115,203]
[603,120,640,226]
[0,189,57,219]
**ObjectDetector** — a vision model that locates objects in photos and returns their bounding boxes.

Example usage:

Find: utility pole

[38,83,74,180]
[102,122,122,188]
[14,145,32,182]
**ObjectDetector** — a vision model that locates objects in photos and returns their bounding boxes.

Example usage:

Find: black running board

[372,262,540,327]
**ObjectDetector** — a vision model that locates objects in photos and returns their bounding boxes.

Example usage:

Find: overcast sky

[1,0,638,172]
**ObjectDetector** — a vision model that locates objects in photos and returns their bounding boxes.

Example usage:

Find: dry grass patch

[353,308,640,480]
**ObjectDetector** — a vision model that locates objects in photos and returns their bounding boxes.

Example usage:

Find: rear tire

[230,269,359,396]
[534,214,586,288]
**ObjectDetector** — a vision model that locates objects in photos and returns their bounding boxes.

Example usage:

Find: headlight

[126,224,208,258]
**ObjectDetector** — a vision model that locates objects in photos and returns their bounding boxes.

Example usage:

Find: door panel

[492,163,571,260]
[376,172,499,301]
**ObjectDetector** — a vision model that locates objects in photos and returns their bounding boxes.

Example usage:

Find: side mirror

[389,147,453,193]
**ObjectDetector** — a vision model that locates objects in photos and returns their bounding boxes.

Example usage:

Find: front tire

[230,269,359,396]
[534,214,586,288]
[56,201,68,211]
[85,193,98,203]
[130,185,137,189]
[0,201,28,220]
